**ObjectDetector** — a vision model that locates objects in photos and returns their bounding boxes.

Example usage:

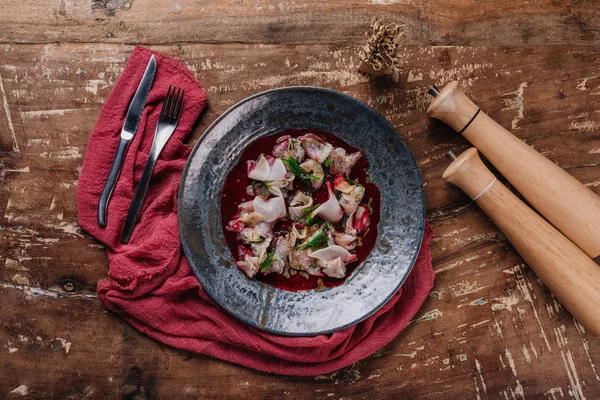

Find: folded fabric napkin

[77,45,435,376]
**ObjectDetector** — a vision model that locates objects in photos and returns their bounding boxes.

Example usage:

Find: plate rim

[178,85,426,336]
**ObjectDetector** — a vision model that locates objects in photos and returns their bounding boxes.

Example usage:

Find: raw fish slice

[311,182,343,222]
[339,185,365,215]
[253,195,286,222]
[299,159,325,189]
[289,191,313,221]
[266,156,287,181]
[247,155,271,180]
[353,205,370,232]
[333,175,355,194]
[237,255,259,278]
[319,257,346,279]
[309,245,356,263]
[332,231,357,251]
[330,147,362,176]
[272,135,306,162]
[299,133,333,163]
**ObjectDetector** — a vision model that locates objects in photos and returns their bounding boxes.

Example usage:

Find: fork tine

[174,89,184,121]
[161,85,172,116]
[167,87,177,117]
[169,87,180,118]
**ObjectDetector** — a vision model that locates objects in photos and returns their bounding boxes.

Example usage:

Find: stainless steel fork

[120,85,185,244]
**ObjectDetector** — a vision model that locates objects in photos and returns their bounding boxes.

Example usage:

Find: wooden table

[2,1,600,398]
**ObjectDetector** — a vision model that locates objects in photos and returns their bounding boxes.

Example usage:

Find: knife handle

[120,153,158,244]
[444,148,600,336]
[98,137,130,227]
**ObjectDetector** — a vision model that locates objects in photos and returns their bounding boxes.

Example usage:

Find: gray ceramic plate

[178,87,425,336]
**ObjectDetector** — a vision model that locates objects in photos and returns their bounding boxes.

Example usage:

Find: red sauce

[221,129,381,291]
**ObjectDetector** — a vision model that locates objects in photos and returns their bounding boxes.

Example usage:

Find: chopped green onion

[303,204,319,214]
[281,157,320,182]
[259,252,275,272]
[303,205,320,225]
[296,231,327,252]
[323,158,333,168]
[281,157,304,177]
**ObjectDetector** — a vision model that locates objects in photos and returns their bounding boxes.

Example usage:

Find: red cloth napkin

[77,46,435,376]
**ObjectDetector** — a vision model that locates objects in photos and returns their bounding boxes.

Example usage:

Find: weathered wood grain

[2,0,600,46]
[2,42,600,399]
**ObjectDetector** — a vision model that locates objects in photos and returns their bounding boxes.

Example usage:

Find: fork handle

[120,152,158,244]
[98,137,130,227]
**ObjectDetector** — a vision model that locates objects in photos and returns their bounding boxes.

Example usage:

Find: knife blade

[98,55,157,227]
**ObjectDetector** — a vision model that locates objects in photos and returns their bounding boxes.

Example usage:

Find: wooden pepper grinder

[428,82,600,262]
[444,148,600,336]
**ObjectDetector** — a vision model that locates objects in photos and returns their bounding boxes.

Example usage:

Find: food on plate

[221,129,380,291]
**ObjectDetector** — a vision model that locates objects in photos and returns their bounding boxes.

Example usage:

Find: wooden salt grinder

[428,82,600,262]
[443,148,600,336]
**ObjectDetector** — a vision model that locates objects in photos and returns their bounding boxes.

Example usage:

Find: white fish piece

[288,191,313,221]
[226,201,264,232]
[247,155,271,180]
[339,185,365,215]
[272,135,306,162]
[332,231,357,251]
[345,210,357,234]
[299,133,333,163]
[237,255,259,278]
[311,181,343,222]
[269,171,295,189]
[333,175,355,194]
[240,212,264,227]
[353,205,371,232]
[289,249,313,270]
[299,159,325,189]
[253,194,286,222]
[239,227,263,243]
[309,245,356,263]
[329,147,362,176]
[292,224,309,240]
[266,157,287,181]
[320,256,346,279]
[255,222,274,238]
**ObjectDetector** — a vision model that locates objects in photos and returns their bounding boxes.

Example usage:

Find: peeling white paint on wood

[0,72,18,152]
[10,385,29,395]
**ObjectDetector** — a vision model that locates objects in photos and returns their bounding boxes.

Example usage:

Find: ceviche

[221,129,380,291]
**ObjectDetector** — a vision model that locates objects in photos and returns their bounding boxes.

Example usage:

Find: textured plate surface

[178,87,425,336]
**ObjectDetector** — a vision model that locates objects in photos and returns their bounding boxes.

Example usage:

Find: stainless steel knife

[98,55,157,227]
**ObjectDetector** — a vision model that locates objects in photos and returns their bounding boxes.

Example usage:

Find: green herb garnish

[303,205,320,225]
[296,231,327,252]
[303,204,319,214]
[323,158,333,168]
[281,157,319,182]
[259,252,275,272]
[281,157,304,177]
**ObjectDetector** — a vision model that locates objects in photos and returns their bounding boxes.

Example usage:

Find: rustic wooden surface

[2,1,600,399]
